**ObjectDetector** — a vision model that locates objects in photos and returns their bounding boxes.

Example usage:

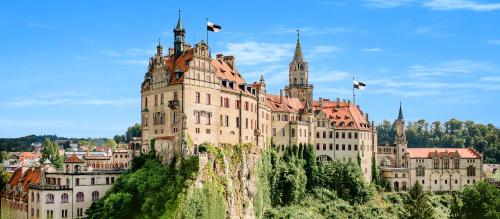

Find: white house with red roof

[378,104,482,192]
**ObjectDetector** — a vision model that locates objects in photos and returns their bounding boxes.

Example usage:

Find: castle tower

[285,30,313,111]
[173,10,185,58]
[395,102,407,167]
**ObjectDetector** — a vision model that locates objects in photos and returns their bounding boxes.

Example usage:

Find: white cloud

[408,60,495,77]
[221,41,294,65]
[487,39,500,45]
[363,47,383,52]
[423,0,500,11]
[364,0,500,11]
[3,92,139,108]
[363,0,415,8]
[310,70,351,83]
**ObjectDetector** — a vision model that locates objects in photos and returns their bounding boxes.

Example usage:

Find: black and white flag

[207,21,221,32]
[353,80,366,90]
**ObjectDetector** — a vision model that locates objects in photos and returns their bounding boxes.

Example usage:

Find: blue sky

[1,0,499,138]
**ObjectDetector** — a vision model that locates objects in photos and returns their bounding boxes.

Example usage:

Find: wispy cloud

[413,26,450,38]
[103,48,152,57]
[487,39,500,45]
[363,47,383,52]
[3,92,139,108]
[363,0,415,8]
[365,0,500,11]
[310,70,351,83]
[271,27,355,35]
[221,41,294,65]
[408,60,495,78]
[423,0,500,11]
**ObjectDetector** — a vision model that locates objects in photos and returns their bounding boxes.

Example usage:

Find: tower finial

[296,28,300,42]
[398,101,404,120]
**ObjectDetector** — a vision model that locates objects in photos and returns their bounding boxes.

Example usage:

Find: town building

[140,15,377,180]
[377,104,483,192]
[1,154,125,219]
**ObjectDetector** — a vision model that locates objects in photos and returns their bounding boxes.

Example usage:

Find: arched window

[61,193,68,203]
[76,192,84,202]
[46,194,54,204]
[92,191,99,201]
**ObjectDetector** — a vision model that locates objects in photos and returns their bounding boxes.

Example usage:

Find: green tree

[0,150,9,162]
[0,167,12,190]
[302,144,318,190]
[125,123,141,142]
[460,181,500,219]
[41,138,64,170]
[105,139,118,150]
[113,135,126,144]
[405,181,433,219]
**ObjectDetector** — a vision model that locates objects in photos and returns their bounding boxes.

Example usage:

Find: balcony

[168,100,179,109]
[29,184,70,190]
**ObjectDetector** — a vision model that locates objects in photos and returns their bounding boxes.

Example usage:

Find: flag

[207,21,221,32]
[353,80,366,90]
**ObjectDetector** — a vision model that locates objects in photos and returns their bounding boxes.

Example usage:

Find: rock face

[186,144,266,219]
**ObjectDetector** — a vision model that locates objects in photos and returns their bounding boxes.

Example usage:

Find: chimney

[216,54,224,61]
[336,98,340,108]
[365,113,369,121]
[280,90,283,103]
[347,100,351,106]
[223,55,235,70]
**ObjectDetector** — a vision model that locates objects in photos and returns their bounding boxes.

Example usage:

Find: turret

[173,10,185,59]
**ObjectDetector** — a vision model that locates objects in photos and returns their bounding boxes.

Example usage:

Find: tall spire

[175,10,184,31]
[398,101,404,120]
[156,38,163,56]
[292,29,304,63]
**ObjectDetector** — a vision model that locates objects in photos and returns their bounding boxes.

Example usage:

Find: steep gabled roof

[65,153,84,163]
[266,94,304,113]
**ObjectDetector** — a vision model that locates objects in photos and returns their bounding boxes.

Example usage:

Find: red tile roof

[314,100,371,130]
[65,153,84,163]
[407,148,481,159]
[21,168,41,191]
[211,57,246,85]
[266,94,304,113]
[8,168,23,187]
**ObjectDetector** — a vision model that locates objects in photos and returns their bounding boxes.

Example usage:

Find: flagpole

[353,76,356,104]
[206,18,209,48]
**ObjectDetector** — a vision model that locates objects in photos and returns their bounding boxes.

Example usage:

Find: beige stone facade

[378,104,482,192]
[140,16,377,180]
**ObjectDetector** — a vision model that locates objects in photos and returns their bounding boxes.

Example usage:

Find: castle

[139,15,483,187]
[140,15,377,181]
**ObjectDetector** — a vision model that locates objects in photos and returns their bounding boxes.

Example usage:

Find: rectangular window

[245,118,249,129]
[281,128,285,137]
[444,158,449,169]
[76,178,80,186]
[195,92,200,103]
[348,132,352,139]
[155,94,158,106]
[106,177,109,184]
[336,144,339,150]
[342,144,345,150]
[195,112,201,124]
[342,132,345,139]
[206,94,211,105]
[323,144,326,150]
[329,132,333,138]
[91,177,95,185]
[225,115,229,127]
[354,145,358,151]
[173,91,178,100]
[161,93,164,104]
[348,144,351,150]
[316,132,320,138]
[354,133,358,139]
[236,117,240,128]
[291,129,296,137]
[329,144,333,150]
[454,159,459,169]
[316,144,320,150]
[433,159,439,169]
[111,177,115,184]
[206,113,211,125]
[336,132,339,138]
[323,132,326,138]
[272,128,276,136]
[224,98,230,108]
